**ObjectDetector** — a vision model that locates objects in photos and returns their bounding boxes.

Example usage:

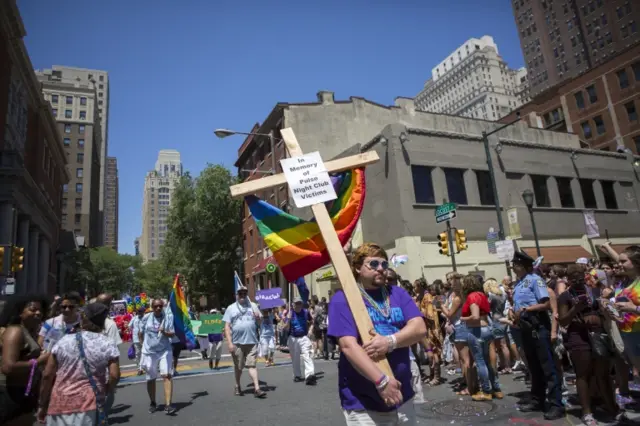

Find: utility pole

[446,220,456,272]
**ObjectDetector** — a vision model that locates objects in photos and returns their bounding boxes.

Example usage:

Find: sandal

[455,389,470,396]
[234,387,243,396]
[254,389,267,398]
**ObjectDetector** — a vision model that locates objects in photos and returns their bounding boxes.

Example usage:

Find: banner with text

[197,314,223,335]
[256,288,284,309]
[583,210,600,238]
[507,208,522,240]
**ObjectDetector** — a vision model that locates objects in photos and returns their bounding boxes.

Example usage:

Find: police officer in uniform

[512,250,564,420]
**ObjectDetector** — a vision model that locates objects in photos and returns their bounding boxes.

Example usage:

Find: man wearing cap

[512,250,564,420]
[208,308,224,370]
[223,286,266,398]
[284,297,317,385]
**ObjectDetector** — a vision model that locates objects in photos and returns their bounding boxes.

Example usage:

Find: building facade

[36,66,110,243]
[36,71,103,247]
[238,91,640,298]
[502,43,640,153]
[140,150,182,262]
[513,0,640,96]
[104,156,118,251]
[414,36,530,121]
[0,0,70,295]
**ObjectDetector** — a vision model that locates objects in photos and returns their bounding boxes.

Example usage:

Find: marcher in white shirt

[129,307,146,374]
[38,292,82,351]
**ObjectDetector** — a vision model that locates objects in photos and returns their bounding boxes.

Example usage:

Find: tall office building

[36,70,102,247]
[414,36,529,121]
[513,0,640,96]
[104,157,118,251]
[140,150,182,262]
[36,66,110,241]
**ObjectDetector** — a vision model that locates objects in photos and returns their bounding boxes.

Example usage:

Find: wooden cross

[229,127,393,377]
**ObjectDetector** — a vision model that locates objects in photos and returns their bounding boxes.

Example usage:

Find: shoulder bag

[75,332,108,425]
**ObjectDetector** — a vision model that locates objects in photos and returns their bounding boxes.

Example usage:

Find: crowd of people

[1,240,639,426]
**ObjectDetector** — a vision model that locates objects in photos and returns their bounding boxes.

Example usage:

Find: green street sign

[435,202,457,217]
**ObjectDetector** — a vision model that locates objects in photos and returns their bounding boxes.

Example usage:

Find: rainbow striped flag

[168,274,196,350]
[246,168,365,282]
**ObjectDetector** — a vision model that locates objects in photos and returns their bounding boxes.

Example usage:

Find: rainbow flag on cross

[168,274,197,350]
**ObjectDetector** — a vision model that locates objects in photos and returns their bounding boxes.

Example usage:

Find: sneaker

[492,391,504,399]
[471,392,492,401]
[518,402,544,412]
[165,405,177,415]
[512,360,525,371]
[543,406,565,421]
[581,413,597,426]
[293,376,304,383]
[148,402,157,413]
[305,375,317,385]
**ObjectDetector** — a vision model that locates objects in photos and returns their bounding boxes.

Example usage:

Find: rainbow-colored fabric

[246,168,365,282]
[169,274,196,349]
[617,278,640,333]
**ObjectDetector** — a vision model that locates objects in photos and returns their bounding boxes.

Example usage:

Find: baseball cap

[236,285,248,294]
[576,257,589,265]
[293,297,303,304]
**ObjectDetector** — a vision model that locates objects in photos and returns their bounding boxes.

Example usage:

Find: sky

[18,0,524,255]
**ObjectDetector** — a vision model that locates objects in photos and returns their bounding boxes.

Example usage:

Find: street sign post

[435,202,457,223]
[436,211,457,223]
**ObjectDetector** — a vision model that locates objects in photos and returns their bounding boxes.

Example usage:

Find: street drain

[417,399,497,420]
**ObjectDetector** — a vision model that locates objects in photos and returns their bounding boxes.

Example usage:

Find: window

[98,92,103,98]
[61,198,67,209]
[98,100,103,105]
[475,171,495,205]
[64,124,71,133]
[411,166,435,204]
[64,110,72,118]
[586,85,598,103]
[635,135,640,153]
[601,181,618,209]
[52,108,57,116]
[63,138,70,146]
[74,214,81,225]
[626,102,638,121]
[65,96,73,105]
[61,214,67,223]
[75,198,82,209]
[77,153,84,163]
[79,111,86,120]
[444,168,468,205]
[617,69,629,89]
[76,168,83,178]
[99,75,104,82]
[99,84,104,89]
[79,125,85,134]
[80,97,87,106]
[63,184,68,193]
[556,177,575,208]
[580,179,597,208]
[50,95,59,105]
[633,62,640,82]
[531,175,550,207]
[594,115,606,135]
[574,91,585,109]
[78,139,85,148]
[75,183,83,193]
[581,120,593,138]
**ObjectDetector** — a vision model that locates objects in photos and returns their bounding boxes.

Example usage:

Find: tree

[137,259,173,299]
[161,165,243,306]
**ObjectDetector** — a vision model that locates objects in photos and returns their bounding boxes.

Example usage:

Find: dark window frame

[444,168,468,205]
[411,165,436,204]
[531,175,551,207]
[600,180,618,210]
[556,177,575,208]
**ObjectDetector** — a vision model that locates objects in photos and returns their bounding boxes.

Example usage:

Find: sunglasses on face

[152,305,163,309]
[365,260,389,270]
[60,305,76,311]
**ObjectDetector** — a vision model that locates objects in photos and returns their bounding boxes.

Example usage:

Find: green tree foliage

[136,259,173,299]
[161,165,243,306]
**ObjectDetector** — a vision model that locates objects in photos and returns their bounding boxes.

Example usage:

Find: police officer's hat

[512,250,535,266]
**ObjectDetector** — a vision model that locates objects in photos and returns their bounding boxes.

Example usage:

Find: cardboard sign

[198,314,223,335]
[280,151,337,208]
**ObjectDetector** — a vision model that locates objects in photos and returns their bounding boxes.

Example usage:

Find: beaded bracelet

[24,358,38,396]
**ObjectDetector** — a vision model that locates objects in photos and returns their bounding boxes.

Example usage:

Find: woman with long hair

[461,275,501,401]
[0,295,49,426]
[421,281,444,385]
[614,246,640,371]
[484,279,511,374]
[39,303,120,425]
[558,265,622,425]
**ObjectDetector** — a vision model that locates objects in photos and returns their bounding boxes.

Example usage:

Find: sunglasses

[366,260,389,270]
[152,305,163,309]
[60,305,76,310]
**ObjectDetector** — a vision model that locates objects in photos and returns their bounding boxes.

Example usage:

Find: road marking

[121,354,231,369]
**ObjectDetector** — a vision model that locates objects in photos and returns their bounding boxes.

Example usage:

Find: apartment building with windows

[140,150,182,262]
[36,71,102,247]
[414,36,530,121]
[104,156,118,251]
[513,0,640,96]
[502,43,640,153]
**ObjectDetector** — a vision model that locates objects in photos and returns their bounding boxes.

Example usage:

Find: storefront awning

[252,255,276,275]
[522,246,592,264]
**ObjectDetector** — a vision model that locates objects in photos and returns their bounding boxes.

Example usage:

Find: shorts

[492,322,507,339]
[621,332,640,357]
[140,350,173,380]
[454,322,469,343]
[259,336,276,357]
[231,344,258,370]
[553,332,566,358]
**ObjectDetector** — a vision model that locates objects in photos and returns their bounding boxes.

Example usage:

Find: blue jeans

[467,326,500,394]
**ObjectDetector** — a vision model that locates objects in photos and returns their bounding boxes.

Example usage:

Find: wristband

[375,375,389,390]
[25,359,38,396]
[386,334,397,353]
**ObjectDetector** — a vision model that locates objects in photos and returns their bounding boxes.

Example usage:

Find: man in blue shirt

[512,251,563,420]
[284,297,317,385]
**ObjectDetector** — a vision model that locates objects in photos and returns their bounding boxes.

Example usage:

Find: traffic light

[437,232,450,256]
[11,246,24,272]
[0,247,4,273]
[455,229,468,253]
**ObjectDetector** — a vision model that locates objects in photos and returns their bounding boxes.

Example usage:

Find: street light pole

[522,189,541,257]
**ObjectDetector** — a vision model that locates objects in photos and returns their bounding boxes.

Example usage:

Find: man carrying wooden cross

[225,127,426,425]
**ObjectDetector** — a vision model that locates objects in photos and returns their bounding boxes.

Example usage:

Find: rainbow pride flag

[168,274,196,350]
[246,168,365,282]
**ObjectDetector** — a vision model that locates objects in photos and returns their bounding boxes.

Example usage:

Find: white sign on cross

[229,128,392,377]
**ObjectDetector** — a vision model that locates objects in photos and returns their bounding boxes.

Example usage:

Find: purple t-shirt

[328,285,422,412]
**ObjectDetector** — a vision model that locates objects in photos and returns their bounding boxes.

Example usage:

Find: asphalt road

[106,349,640,426]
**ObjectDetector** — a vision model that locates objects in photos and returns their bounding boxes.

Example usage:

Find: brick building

[0,0,70,295]
[502,43,640,153]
